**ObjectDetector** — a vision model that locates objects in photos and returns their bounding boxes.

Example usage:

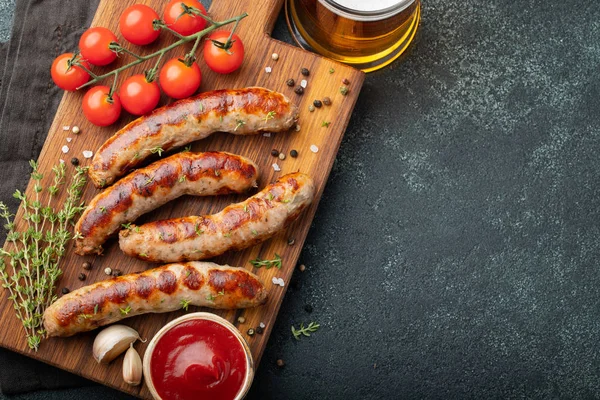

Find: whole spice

[93,325,141,364]
[323,97,332,106]
[104,267,112,275]
[0,161,87,350]
[256,325,264,334]
[342,78,350,85]
[340,86,349,96]
[112,269,123,277]
[237,316,246,324]
[78,273,86,281]
[286,78,295,87]
[70,157,80,166]
[289,150,298,158]
[271,149,279,157]
[308,104,315,112]
[294,86,304,95]
[71,126,80,134]
[247,328,255,336]
[122,343,143,386]
[301,67,310,76]
[271,53,279,61]
[61,287,70,295]
[82,262,91,270]
[313,99,322,108]
[278,153,286,160]
[277,359,285,368]
[298,264,306,272]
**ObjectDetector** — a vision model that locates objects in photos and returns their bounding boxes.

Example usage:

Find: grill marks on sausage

[52,263,266,329]
[96,88,295,177]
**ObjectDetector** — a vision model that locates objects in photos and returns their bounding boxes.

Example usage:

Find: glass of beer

[285,0,421,72]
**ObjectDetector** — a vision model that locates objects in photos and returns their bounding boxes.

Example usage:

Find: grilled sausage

[43,262,268,337]
[74,152,259,256]
[90,87,299,188]
[119,173,315,263]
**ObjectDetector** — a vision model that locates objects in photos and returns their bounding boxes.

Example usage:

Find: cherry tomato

[203,31,245,74]
[120,4,161,46]
[159,58,202,99]
[79,27,118,66]
[82,86,122,126]
[50,53,90,91]
[119,74,161,115]
[163,0,207,36]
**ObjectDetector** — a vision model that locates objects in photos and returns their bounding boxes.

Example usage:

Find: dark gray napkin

[0,0,99,394]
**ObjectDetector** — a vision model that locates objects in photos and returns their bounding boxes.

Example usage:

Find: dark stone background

[2,0,600,398]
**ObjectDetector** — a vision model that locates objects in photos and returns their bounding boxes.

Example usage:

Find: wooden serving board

[0,0,363,397]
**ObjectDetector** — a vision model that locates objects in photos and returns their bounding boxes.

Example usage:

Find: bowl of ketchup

[143,312,254,400]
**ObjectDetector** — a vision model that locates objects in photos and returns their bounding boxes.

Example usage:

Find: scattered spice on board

[329,67,335,74]
[288,237,296,245]
[290,150,298,158]
[104,267,112,275]
[61,145,69,154]
[294,86,304,95]
[310,144,319,153]
[286,78,295,87]
[78,273,86,281]
[272,163,281,172]
[247,328,255,336]
[66,137,72,143]
[342,78,350,85]
[271,149,280,157]
[83,150,93,158]
[300,79,307,88]
[82,262,92,270]
[71,126,80,134]
[308,104,315,112]
[278,153,286,160]
[313,99,322,108]
[323,97,332,106]
[264,66,272,73]
[238,316,246,324]
[71,157,79,166]
[61,287,70,295]
[271,53,279,61]
[321,121,331,127]
[340,86,349,96]
[301,67,310,76]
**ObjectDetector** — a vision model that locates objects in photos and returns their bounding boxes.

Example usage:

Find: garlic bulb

[93,325,140,364]
[123,343,143,386]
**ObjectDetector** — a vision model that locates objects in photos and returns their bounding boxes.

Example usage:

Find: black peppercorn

[294,86,304,95]
[286,78,295,87]
[247,328,255,336]
[271,149,279,157]
[78,273,86,281]
[82,262,91,270]
[256,326,264,334]
[304,304,313,313]
[301,67,310,76]
[112,269,122,277]
[61,287,70,294]
[70,157,79,166]
[313,99,322,108]
[290,149,298,158]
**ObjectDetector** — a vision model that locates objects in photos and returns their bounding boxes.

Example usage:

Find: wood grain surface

[0,0,364,397]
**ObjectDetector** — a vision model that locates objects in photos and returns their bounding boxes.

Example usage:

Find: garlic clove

[123,343,143,386]
[93,324,140,364]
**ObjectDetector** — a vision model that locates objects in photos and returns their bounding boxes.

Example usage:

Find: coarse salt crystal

[265,66,272,73]
[82,150,93,159]
[62,126,70,131]
[61,145,69,153]
[272,163,281,172]
[295,124,301,132]
[300,79,307,88]
[271,277,279,284]
[66,137,72,143]
[263,132,271,137]
[259,322,266,328]
[310,144,319,153]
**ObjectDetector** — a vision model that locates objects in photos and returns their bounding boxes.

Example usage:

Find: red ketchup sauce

[150,319,247,400]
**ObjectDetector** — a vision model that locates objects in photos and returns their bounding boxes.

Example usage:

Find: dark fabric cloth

[0,0,99,395]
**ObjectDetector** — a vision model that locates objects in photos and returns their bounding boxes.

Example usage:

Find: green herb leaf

[180,299,191,311]
[291,322,320,340]
[249,254,282,269]
[151,147,164,157]
[119,305,132,316]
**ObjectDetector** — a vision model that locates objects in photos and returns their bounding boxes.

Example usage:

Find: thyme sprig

[291,322,320,340]
[249,254,282,269]
[0,162,88,350]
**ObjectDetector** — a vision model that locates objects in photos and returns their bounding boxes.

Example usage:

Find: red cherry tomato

[120,4,161,46]
[119,74,161,115]
[203,31,245,74]
[82,86,122,126]
[79,27,118,66]
[50,53,90,91]
[159,58,202,99]
[163,0,207,36]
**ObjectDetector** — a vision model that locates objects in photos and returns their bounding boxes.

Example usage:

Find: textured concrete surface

[3,0,600,398]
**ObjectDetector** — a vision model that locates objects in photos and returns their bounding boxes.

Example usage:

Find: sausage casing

[90,87,298,188]
[119,173,315,262]
[42,262,268,337]
[74,152,259,255]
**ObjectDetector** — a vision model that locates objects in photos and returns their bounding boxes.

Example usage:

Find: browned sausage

[90,87,298,188]
[42,262,268,337]
[118,173,315,262]
[74,152,259,256]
